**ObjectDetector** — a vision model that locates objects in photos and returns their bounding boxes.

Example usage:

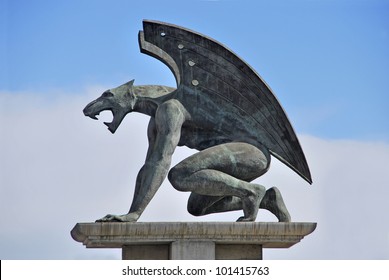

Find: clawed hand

[95,213,139,222]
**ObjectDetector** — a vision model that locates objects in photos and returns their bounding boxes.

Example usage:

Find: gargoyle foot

[95,212,140,222]
[237,184,266,222]
[260,187,291,222]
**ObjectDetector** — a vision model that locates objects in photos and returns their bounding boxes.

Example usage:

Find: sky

[0,0,388,260]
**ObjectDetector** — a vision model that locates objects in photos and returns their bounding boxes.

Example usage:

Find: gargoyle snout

[83,100,99,119]
[83,105,89,116]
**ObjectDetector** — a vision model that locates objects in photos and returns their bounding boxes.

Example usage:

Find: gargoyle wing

[139,20,312,184]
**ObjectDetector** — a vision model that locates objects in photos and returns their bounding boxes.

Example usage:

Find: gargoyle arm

[127,100,187,218]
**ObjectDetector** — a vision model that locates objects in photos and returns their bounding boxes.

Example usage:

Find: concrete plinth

[71,222,316,260]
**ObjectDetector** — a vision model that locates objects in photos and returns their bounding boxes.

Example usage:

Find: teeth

[90,113,100,120]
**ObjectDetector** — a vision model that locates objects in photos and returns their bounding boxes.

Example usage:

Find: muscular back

[136,84,268,153]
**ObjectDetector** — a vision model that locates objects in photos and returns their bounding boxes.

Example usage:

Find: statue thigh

[168,142,270,195]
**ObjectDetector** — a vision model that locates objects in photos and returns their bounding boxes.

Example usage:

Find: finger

[95,214,114,222]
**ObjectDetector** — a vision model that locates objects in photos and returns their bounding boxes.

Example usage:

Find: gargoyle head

[83,80,137,133]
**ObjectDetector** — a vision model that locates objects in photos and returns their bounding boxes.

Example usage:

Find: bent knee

[168,166,189,192]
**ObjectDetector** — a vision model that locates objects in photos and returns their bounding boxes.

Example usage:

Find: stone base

[71,222,316,260]
[121,242,263,260]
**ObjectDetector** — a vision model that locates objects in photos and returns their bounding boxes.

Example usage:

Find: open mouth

[83,100,127,134]
[84,104,116,132]
[87,109,114,126]
[84,108,124,134]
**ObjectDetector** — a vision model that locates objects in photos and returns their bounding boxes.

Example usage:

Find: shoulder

[158,99,185,112]
[155,100,188,133]
[156,100,188,121]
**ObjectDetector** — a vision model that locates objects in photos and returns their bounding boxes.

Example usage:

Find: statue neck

[132,85,175,117]
[133,96,160,116]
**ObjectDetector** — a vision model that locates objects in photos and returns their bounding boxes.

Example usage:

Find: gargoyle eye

[102,91,114,97]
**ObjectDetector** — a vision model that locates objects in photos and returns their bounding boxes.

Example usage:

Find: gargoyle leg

[168,142,269,221]
[188,187,291,222]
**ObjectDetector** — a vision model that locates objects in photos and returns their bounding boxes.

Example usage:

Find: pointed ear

[125,79,135,95]
[125,79,134,87]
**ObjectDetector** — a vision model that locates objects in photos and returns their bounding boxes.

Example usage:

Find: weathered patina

[83,20,312,222]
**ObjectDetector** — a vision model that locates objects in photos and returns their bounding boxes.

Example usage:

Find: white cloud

[0,89,388,259]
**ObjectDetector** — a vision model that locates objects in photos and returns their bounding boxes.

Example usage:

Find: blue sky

[2,0,388,140]
[1,0,389,259]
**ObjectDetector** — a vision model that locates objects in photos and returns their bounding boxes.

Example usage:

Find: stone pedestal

[71,222,316,260]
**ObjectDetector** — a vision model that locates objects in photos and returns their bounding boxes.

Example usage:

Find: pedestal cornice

[71,222,316,249]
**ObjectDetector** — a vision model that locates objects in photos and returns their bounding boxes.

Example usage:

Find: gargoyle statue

[83,20,312,223]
